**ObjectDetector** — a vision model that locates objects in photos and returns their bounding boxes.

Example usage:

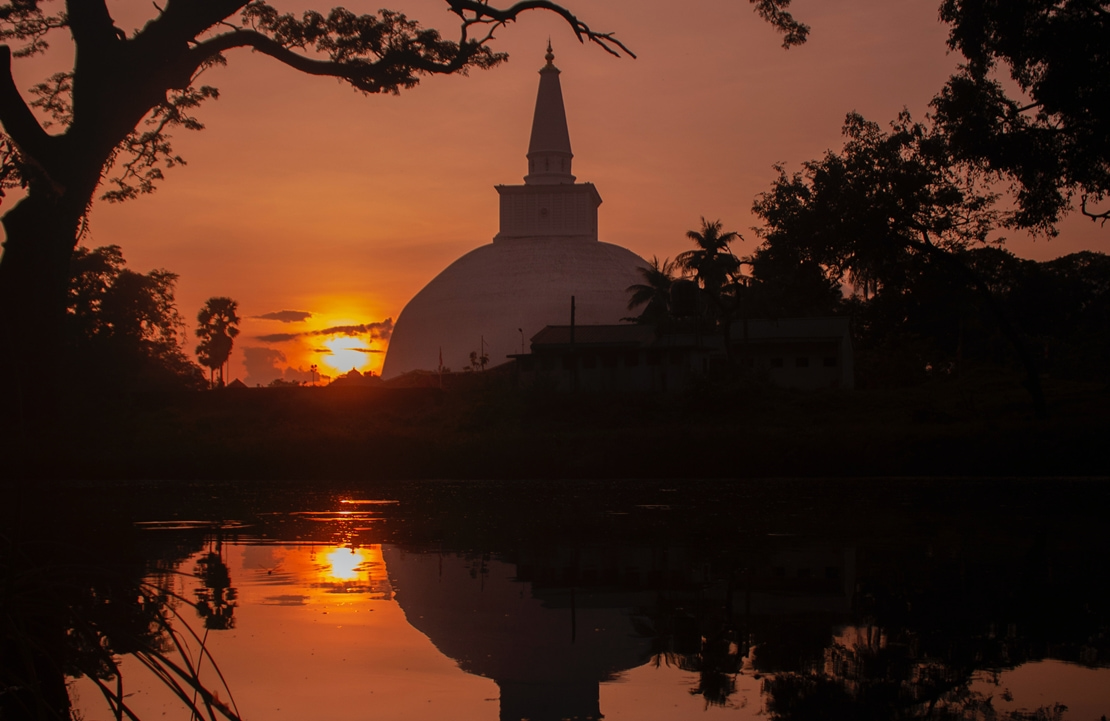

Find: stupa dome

[382,45,647,378]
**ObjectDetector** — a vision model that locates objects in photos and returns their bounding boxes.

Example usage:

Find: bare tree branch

[1081,194,1109,225]
[445,0,635,57]
[188,28,474,94]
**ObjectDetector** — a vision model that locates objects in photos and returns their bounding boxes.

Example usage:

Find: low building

[729,317,854,390]
[512,317,853,392]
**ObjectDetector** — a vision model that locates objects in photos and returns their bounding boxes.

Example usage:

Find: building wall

[495,183,601,241]
[518,347,702,393]
[734,340,849,390]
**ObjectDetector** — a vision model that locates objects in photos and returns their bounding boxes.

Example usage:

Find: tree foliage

[750,112,1066,413]
[65,244,204,391]
[0,1,629,206]
[676,218,744,297]
[752,112,1001,293]
[933,0,1110,230]
[626,255,678,325]
[0,0,818,421]
[748,0,809,48]
[0,0,635,419]
[196,296,240,387]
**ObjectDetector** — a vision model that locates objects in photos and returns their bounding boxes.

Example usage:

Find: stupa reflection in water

[383,547,654,721]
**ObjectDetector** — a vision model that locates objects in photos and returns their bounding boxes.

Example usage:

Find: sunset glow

[6,0,1103,385]
[325,547,366,581]
[318,335,376,376]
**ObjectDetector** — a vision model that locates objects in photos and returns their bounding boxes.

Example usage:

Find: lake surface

[4,478,1109,720]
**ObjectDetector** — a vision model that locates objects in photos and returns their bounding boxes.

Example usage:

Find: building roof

[530,324,657,347]
[527,317,853,353]
[729,316,851,342]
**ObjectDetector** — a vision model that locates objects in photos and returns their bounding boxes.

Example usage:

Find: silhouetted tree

[65,244,204,392]
[0,0,822,424]
[0,1,635,422]
[748,0,1109,232]
[677,218,744,302]
[676,218,749,360]
[744,234,844,318]
[196,296,240,388]
[626,255,678,325]
[932,0,1110,231]
[751,111,1050,417]
[467,349,489,372]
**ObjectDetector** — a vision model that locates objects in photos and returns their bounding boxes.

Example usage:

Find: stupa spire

[525,43,575,185]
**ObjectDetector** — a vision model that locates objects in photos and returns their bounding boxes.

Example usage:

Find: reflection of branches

[194,549,238,631]
[100,578,243,721]
[640,597,747,709]
[0,531,241,721]
[760,625,1065,721]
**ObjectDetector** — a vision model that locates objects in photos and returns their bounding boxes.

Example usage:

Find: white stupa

[381,45,648,378]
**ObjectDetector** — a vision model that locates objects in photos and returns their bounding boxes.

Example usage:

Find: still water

[5,479,1109,720]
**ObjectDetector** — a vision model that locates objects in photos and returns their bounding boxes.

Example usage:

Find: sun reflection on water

[326,547,364,581]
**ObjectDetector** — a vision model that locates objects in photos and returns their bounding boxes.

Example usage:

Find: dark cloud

[319,324,369,336]
[242,345,334,386]
[242,346,287,387]
[254,317,393,343]
[256,333,299,343]
[254,310,313,323]
[310,346,382,354]
[284,365,316,384]
[314,319,394,340]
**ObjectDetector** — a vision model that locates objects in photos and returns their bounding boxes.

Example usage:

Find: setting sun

[318,335,376,376]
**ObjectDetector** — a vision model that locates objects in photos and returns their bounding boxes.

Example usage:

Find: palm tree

[677,218,748,361]
[676,218,743,297]
[626,256,678,324]
[195,297,241,388]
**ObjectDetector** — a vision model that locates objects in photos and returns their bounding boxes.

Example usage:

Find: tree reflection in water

[0,505,241,721]
[762,626,1069,720]
[643,593,749,708]
[4,478,1109,720]
[194,539,238,631]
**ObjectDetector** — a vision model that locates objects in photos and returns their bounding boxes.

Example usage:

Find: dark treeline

[62,245,244,403]
[628,219,1110,391]
[847,247,1110,389]
[64,244,205,396]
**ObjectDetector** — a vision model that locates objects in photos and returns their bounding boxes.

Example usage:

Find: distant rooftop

[530,324,656,347]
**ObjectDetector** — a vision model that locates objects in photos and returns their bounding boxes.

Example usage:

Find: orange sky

[5,0,1106,383]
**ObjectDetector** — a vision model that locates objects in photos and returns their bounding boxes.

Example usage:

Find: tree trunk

[0,190,87,435]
